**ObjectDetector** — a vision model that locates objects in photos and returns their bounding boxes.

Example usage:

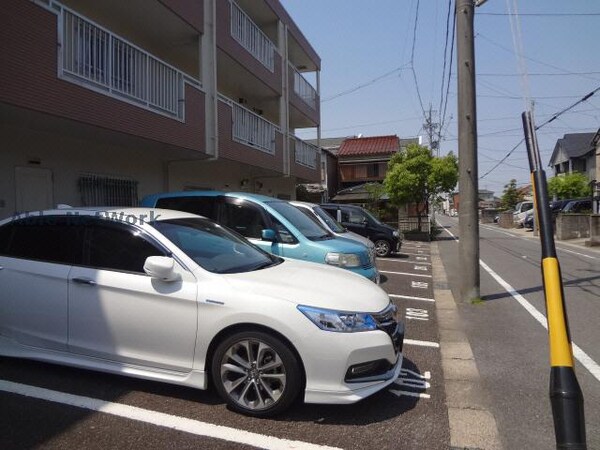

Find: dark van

[320,204,402,257]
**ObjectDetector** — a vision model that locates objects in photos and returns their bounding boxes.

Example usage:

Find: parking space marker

[389,294,435,302]
[0,380,341,450]
[414,265,428,271]
[390,390,431,399]
[411,281,429,289]
[376,258,431,266]
[404,339,440,348]
[380,270,432,278]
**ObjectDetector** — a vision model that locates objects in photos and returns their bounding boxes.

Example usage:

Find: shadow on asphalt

[433,236,456,241]
[481,274,600,301]
[274,357,423,425]
[1,353,425,438]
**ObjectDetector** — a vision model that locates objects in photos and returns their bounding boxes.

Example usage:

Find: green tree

[547,173,591,199]
[365,182,386,218]
[500,179,524,210]
[384,144,458,229]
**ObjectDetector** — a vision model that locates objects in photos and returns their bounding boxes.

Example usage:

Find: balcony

[60,6,199,120]
[219,95,278,155]
[290,64,317,110]
[290,136,320,183]
[292,136,319,169]
[230,1,276,72]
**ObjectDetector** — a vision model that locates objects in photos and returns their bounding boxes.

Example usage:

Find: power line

[477,71,600,77]
[477,12,600,17]
[410,0,426,116]
[321,65,409,102]
[438,0,453,118]
[479,85,600,179]
[440,0,456,146]
[476,33,600,82]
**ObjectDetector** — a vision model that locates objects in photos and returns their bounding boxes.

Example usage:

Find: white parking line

[376,258,431,266]
[389,294,435,302]
[380,270,432,278]
[0,380,341,450]
[404,339,440,348]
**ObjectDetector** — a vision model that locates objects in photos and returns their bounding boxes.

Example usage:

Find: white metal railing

[60,7,187,118]
[293,136,318,169]
[219,95,277,154]
[290,64,317,109]
[230,1,275,72]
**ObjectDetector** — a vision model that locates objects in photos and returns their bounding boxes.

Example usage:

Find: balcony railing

[59,6,194,119]
[293,136,319,169]
[219,95,277,154]
[230,1,275,72]
[290,64,317,109]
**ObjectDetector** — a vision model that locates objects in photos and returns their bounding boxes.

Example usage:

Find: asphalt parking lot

[0,241,450,450]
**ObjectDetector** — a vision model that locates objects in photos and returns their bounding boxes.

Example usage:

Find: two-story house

[0,0,321,218]
[337,135,421,191]
[549,132,597,182]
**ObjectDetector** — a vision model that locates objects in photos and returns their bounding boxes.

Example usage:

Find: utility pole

[456,0,480,301]
[423,105,440,156]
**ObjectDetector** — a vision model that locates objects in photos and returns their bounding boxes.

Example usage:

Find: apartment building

[0,0,321,218]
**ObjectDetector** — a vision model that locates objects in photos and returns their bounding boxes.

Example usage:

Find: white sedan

[0,208,404,416]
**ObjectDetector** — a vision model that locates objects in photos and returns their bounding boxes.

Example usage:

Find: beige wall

[0,122,166,219]
[168,159,297,199]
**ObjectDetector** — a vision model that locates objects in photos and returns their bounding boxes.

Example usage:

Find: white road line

[479,261,600,383]
[441,219,600,382]
[376,258,431,266]
[556,246,599,261]
[389,294,435,302]
[0,380,341,450]
[380,270,432,278]
[404,339,440,348]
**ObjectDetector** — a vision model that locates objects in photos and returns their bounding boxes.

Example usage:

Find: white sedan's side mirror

[143,256,181,282]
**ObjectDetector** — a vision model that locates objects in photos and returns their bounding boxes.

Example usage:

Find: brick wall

[0,0,206,154]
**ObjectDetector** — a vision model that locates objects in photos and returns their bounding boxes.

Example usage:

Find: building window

[78,174,139,206]
[367,163,379,178]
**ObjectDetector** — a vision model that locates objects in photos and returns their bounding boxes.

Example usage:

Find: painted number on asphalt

[414,265,428,271]
[406,308,429,321]
[416,256,428,261]
[411,281,429,289]
[390,368,431,399]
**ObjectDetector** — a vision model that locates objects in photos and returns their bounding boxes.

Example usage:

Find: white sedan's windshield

[152,218,280,274]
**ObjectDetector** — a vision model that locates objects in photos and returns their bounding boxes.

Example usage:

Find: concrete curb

[431,242,503,450]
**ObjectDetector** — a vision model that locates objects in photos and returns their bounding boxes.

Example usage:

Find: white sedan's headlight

[325,252,361,267]
[297,305,377,332]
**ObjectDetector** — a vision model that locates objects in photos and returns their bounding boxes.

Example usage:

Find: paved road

[435,215,600,449]
[0,242,450,449]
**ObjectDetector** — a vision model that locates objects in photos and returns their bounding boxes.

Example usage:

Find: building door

[15,167,53,213]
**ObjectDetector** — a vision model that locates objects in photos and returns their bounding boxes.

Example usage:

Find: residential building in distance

[0,0,320,218]
[336,135,421,191]
[549,132,597,182]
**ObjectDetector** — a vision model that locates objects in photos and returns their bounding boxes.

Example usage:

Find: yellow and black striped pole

[522,111,586,449]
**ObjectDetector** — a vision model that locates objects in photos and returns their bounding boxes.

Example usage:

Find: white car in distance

[0,208,404,416]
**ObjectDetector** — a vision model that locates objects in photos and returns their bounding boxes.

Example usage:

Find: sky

[279,0,600,197]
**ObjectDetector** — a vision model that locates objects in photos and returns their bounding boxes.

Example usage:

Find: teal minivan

[141,191,379,283]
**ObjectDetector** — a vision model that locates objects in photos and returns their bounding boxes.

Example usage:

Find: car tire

[374,239,392,257]
[211,330,302,417]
